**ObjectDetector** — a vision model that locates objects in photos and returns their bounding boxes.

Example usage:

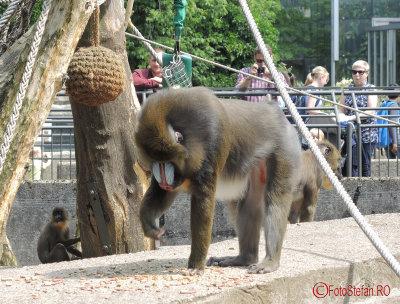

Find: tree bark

[70,0,148,258]
[0,0,96,265]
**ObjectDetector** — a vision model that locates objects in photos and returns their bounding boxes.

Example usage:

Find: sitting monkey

[289,140,342,224]
[37,207,82,263]
[135,87,301,274]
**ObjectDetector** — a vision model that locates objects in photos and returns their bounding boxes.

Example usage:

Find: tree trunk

[0,0,96,265]
[70,0,148,258]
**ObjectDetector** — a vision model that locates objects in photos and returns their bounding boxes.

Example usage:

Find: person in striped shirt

[235,44,288,103]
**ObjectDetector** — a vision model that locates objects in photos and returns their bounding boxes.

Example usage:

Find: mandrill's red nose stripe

[159,163,173,191]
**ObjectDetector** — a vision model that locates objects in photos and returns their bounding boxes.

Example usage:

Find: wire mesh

[162,55,191,88]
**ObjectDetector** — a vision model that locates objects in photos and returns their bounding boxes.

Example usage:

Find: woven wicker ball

[66,46,125,106]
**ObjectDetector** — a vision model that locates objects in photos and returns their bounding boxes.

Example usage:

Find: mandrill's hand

[144,226,166,243]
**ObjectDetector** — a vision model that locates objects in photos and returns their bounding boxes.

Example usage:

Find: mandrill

[289,139,342,224]
[37,207,82,263]
[134,87,301,274]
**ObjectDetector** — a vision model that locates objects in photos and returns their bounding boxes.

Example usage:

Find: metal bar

[331,91,341,148]
[380,31,384,86]
[374,31,377,86]
[394,30,397,84]
[346,123,353,177]
[88,183,112,255]
[331,0,339,85]
[387,30,390,86]
[368,31,371,83]
[350,92,363,177]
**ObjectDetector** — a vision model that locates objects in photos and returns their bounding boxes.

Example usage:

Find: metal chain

[239,0,400,278]
[0,0,53,174]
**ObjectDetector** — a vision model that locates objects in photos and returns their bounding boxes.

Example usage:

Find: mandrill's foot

[183,268,204,276]
[248,259,279,274]
[206,255,257,267]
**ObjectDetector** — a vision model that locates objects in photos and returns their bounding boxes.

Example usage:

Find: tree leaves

[126,0,281,87]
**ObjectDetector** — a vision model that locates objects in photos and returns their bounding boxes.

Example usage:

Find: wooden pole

[0,0,96,265]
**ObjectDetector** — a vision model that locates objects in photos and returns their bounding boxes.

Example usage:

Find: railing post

[346,123,354,177]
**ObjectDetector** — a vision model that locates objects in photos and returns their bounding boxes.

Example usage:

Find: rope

[0,0,53,174]
[0,0,23,34]
[128,26,162,66]
[238,0,400,278]
[89,2,100,47]
[125,32,400,127]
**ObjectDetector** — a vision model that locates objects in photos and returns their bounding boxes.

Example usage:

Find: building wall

[279,0,400,84]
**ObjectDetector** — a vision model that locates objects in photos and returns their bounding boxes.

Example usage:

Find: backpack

[377,100,398,147]
[286,95,305,124]
[290,94,309,123]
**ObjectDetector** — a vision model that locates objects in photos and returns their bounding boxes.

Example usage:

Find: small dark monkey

[37,207,82,263]
[135,87,301,274]
[289,140,342,224]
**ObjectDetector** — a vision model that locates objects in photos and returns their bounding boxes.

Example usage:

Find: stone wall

[6,177,400,266]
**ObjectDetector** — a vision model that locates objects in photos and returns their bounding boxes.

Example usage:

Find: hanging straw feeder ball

[66,46,126,106]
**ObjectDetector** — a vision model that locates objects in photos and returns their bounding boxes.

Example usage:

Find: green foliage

[275,7,311,60]
[127,0,281,87]
[30,0,45,26]
[276,0,332,81]
[0,3,7,15]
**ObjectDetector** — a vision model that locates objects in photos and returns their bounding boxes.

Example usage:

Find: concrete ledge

[1,214,399,303]
[371,159,400,177]
[7,178,400,266]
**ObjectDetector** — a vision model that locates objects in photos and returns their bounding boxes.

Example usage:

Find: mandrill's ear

[323,145,332,156]
[174,131,183,144]
[167,124,184,145]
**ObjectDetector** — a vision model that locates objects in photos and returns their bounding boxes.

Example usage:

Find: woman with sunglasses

[339,60,378,177]
[235,44,287,103]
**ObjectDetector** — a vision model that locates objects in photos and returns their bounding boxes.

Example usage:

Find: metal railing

[26,87,400,180]
[27,101,75,180]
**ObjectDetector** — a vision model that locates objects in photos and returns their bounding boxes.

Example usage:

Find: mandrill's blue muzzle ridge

[152,162,175,191]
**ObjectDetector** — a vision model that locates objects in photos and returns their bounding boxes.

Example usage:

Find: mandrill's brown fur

[135,87,301,274]
[289,140,342,224]
[37,207,82,263]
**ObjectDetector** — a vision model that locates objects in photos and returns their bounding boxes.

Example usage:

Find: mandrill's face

[148,127,186,191]
[135,119,194,192]
[134,88,218,193]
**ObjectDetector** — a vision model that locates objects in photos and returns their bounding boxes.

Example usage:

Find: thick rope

[123,0,161,65]
[0,0,53,174]
[125,32,400,127]
[0,0,23,34]
[89,2,100,47]
[127,26,162,66]
[238,0,400,278]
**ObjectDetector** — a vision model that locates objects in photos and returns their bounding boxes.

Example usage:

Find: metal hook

[174,40,180,55]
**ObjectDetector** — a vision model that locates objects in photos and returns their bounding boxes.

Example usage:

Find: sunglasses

[351,70,367,75]
[256,59,264,63]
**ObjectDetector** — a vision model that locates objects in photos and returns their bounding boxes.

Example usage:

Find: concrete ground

[1,213,399,304]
